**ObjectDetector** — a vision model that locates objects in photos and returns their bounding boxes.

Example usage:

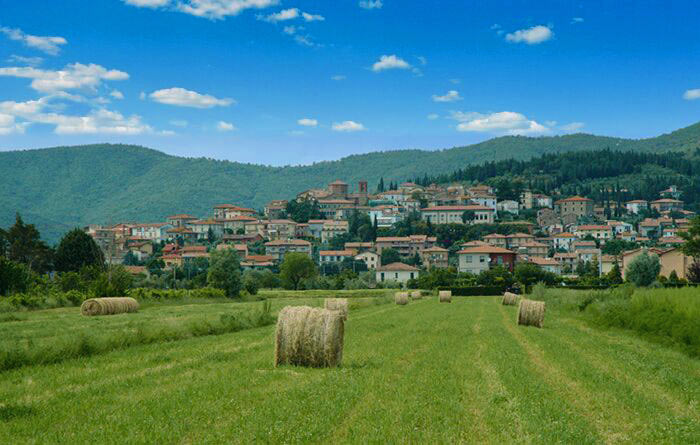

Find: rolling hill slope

[1,122,699,242]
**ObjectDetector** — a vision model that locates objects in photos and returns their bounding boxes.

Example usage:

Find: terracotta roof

[167,214,197,219]
[245,255,275,262]
[264,239,311,246]
[457,246,515,254]
[529,257,559,266]
[226,215,258,221]
[577,225,612,230]
[318,199,354,204]
[422,246,448,252]
[484,233,507,238]
[651,199,683,204]
[377,262,420,272]
[182,245,207,253]
[506,233,535,238]
[124,266,147,274]
[553,232,577,238]
[555,196,593,203]
[319,250,355,256]
[554,253,577,259]
[330,179,348,185]
[626,200,648,204]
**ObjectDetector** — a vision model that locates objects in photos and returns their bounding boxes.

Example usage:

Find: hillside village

[83,178,697,287]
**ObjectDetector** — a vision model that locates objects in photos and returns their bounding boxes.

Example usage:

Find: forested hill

[1,121,699,242]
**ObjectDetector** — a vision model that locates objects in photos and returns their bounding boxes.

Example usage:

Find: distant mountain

[1,122,699,242]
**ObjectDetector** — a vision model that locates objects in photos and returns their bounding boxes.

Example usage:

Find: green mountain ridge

[2,122,699,242]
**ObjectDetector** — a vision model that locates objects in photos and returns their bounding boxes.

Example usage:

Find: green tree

[279,252,317,290]
[461,210,476,225]
[607,262,623,284]
[91,265,134,297]
[5,213,53,272]
[680,216,700,259]
[380,247,401,266]
[626,252,661,287]
[514,263,559,286]
[476,265,514,287]
[54,228,104,272]
[207,248,242,297]
[0,256,33,295]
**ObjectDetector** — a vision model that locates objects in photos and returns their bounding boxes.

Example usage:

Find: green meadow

[1,293,699,443]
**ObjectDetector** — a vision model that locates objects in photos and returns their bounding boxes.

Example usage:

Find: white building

[497,200,520,215]
[355,251,380,270]
[626,200,648,215]
[420,205,495,225]
[376,262,419,285]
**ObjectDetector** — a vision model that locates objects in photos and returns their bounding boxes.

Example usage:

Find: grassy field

[1,295,699,443]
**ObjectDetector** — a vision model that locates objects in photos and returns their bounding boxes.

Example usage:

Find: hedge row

[437,286,507,296]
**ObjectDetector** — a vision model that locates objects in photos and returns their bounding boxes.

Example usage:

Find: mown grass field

[1,295,699,443]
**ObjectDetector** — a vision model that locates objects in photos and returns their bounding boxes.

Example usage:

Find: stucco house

[376,262,419,285]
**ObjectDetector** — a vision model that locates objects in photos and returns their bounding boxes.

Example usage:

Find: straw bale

[274,306,344,367]
[80,297,139,316]
[502,292,519,306]
[517,299,546,328]
[395,292,409,305]
[438,290,452,303]
[324,298,349,320]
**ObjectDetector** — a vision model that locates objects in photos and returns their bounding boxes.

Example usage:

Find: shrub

[626,252,661,287]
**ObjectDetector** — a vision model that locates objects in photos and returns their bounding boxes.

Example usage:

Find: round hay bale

[438,290,452,303]
[324,298,348,320]
[410,290,422,300]
[395,292,409,305]
[80,297,139,316]
[274,306,344,368]
[502,292,518,306]
[517,299,546,328]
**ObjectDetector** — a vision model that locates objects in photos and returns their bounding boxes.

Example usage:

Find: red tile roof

[457,246,515,254]
[377,262,420,271]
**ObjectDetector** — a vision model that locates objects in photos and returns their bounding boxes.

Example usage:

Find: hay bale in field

[438,290,452,303]
[502,292,518,306]
[517,299,546,328]
[324,298,348,320]
[274,306,344,368]
[395,292,409,305]
[80,297,139,316]
[410,290,422,300]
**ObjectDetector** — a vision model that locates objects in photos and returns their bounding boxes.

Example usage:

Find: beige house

[621,247,692,280]
[264,239,312,262]
[457,245,516,275]
[213,204,256,220]
[355,251,380,270]
[376,262,419,285]
[575,225,613,241]
[319,250,355,265]
[420,205,495,225]
[266,219,297,240]
[553,232,577,251]
[421,246,449,269]
[554,196,594,218]
[375,235,437,257]
[321,220,350,243]
[529,257,562,275]
[483,233,508,248]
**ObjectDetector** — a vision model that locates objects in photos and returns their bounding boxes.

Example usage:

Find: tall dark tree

[5,213,53,273]
[54,228,104,272]
[377,177,385,193]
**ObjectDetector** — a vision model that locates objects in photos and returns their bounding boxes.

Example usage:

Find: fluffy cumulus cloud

[683,89,700,100]
[110,90,125,100]
[149,87,234,108]
[432,90,462,102]
[359,0,383,9]
[0,113,29,135]
[0,97,151,135]
[371,54,411,72]
[0,27,67,55]
[505,25,553,44]
[7,55,44,66]
[332,120,366,132]
[216,120,236,131]
[561,122,585,132]
[0,63,129,93]
[302,12,324,22]
[123,0,280,20]
[259,8,299,22]
[450,111,549,135]
[297,118,318,127]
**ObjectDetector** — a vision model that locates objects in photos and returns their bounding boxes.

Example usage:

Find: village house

[457,245,516,275]
[130,223,173,243]
[521,190,553,209]
[659,185,682,200]
[553,232,577,251]
[264,239,312,262]
[321,220,350,243]
[345,242,374,253]
[639,219,662,238]
[621,247,692,280]
[376,262,419,285]
[318,199,355,219]
[367,206,404,228]
[355,251,380,270]
[619,231,638,242]
[213,204,256,220]
[529,257,562,275]
[468,193,498,212]
[244,220,267,237]
[625,200,648,215]
[167,214,198,228]
[421,246,449,269]
[375,235,437,257]
[264,200,288,220]
[166,226,198,243]
[84,225,117,253]
[650,198,683,213]
[575,225,613,241]
[161,253,183,269]
[554,252,578,270]
[483,233,508,249]
[505,233,535,249]
[518,241,548,258]
[420,205,495,225]
[216,243,248,258]
[188,219,224,240]
[222,233,264,244]
[266,219,297,240]
[607,220,634,236]
[601,255,618,275]
[497,200,520,214]
[240,255,275,270]
[554,196,594,218]
[318,250,355,266]
[127,241,153,262]
[219,215,258,234]
[181,245,209,262]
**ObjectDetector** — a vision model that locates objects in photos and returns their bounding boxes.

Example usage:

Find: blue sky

[1,0,699,165]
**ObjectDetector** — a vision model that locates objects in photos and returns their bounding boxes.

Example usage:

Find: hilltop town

[82,178,696,287]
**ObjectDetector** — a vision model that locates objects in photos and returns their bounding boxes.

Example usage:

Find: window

[479,256,486,263]
[410,273,414,279]
[465,255,472,263]
[380,273,385,281]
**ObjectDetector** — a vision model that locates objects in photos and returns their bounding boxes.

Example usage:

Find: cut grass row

[1,296,698,443]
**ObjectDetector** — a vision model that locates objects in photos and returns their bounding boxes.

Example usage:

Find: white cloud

[432,90,462,102]
[491,23,504,35]
[571,17,584,24]
[505,25,553,45]
[359,0,383,9]
[216,120,236,131]
[124,0,170,7]
[0,63,129,93]
[297,118,318,127]
[170,119,188,127]
[427,113,439,120]
[0,97,152,135]
[7,55,43,66]
[371,54,411,72]
[293,34,317,47]
[683,89,700,100]
[283,25,298,35]
[149,87,234,108]
[139,91,146,100]
[110,90,124,99]
[123,0,280,20]
[451,111,549,135]
[331,75,346,81]
[0,27,67,55]
[561,122,585,132]
[332,120,366,132]
[259,8,298,22]
[0,113,29,135]
[302,12,324,22]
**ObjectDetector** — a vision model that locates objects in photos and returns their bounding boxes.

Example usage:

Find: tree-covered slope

[1,122,699,242]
